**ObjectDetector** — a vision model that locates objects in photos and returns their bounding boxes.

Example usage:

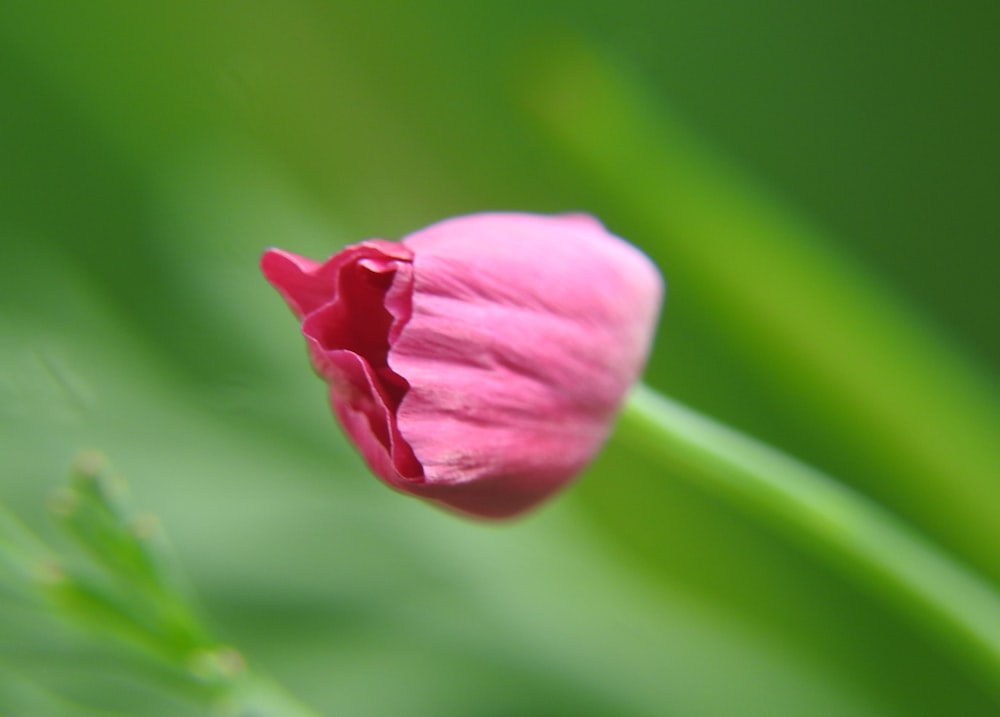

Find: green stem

[522,43,1000,584]
[621,383,1000,699]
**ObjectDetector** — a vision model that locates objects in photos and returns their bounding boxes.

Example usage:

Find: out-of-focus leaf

[521,40,1000,586]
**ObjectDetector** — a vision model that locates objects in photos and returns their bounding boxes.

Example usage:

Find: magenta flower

[262,212,663,519]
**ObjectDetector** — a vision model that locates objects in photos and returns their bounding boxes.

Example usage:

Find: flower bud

[262,212,663,518]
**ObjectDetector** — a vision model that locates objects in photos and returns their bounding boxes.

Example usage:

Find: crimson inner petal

[306,254,421,477]
[309,263,401,398]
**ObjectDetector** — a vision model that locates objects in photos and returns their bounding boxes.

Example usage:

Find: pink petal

[261,241,410,319]
[261,242,422,482]
[323,350,422,485]
[260,249,333,319]
[261,213,663,520]
[391,212,663,518]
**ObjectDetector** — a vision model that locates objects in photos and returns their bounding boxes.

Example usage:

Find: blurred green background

[2,1,999,715]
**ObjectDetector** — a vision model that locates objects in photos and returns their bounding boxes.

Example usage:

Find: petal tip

[260,248,330,318]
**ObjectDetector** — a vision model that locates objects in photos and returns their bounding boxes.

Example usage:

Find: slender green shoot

[621,383,1000,700]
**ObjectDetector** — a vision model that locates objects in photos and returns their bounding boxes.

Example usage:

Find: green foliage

[2,455,318,715]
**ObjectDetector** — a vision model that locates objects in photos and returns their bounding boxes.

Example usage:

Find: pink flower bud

[262,212,663,519]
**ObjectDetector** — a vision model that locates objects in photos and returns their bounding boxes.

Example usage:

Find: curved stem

[620,383,1000,700]
[524,43,1000,583]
